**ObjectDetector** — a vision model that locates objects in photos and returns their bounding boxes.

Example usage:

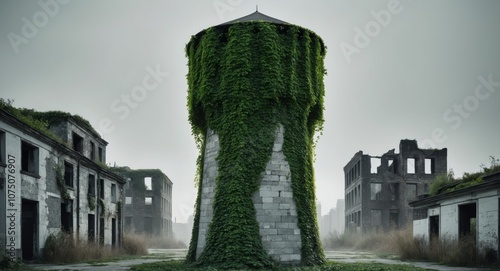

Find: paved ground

[28,249,496,271]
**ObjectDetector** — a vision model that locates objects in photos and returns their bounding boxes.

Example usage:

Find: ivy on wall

[55,164,71,201]
[185,22,326,268]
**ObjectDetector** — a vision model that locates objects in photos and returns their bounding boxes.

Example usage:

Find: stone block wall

[253,124,301,263]
[196,125,301,263]
[196,129,219,258]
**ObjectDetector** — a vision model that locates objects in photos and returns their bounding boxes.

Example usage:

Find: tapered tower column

[185,11,326,268]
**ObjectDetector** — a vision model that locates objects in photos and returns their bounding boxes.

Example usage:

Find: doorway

[21,199,38,260]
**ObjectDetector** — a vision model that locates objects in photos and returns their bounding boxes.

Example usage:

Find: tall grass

[43,232,120,263]
[323,226,497,266]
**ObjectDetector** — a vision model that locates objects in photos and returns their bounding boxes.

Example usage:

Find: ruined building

[411,170,500,260]
[344,139,447,233]
[186,11,326,267]
[0,104,126,261]
[111,167,173,237]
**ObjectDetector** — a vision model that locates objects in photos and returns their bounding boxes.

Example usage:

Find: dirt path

[29,249,495,271]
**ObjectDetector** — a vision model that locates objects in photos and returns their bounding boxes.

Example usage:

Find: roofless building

[185,11,326,268]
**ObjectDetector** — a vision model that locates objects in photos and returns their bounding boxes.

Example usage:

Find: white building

[410,171,500,260]
[0,105,126,260]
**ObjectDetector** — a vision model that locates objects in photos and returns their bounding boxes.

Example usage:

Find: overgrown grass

[131,260,427,271]
[42,231,149,264]
[43,232,119,263]
[323,226,499,267]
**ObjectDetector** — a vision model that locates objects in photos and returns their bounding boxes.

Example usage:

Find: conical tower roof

[217,10,289,26]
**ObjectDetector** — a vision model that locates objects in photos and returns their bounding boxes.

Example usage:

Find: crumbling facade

[344,139,447,233]
[0,107,126,261]
[112,167,173,237]
[410,171,500,260]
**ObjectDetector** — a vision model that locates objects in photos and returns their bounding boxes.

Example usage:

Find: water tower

[185,10,326,268]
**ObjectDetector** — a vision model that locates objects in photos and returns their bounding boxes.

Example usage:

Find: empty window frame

[72,132,83,153]
[407,158,416,174]
[64,161,74,187]
[88,174,96,196]
[370,183,382,200]
[370,157,381,174]
[144,177,152,190]
[99,179,105,199]
[389,183,399,201]
[98,147,103,162]
[406,183,417,201]
[125,196,132,205]
[90,141,95,160]
[425,158,434,174]
[145,197,153,205]
[21,141,39,174]
[387,158,395,173]
[111,183,117,202]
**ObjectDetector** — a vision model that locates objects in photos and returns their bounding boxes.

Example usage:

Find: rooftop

[217,10,289,26]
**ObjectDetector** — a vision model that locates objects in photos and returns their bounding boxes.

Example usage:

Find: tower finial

[256,5,258,12]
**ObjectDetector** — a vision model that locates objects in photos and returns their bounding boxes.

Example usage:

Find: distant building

[173,215,193,246]
[0,106,126,260]
[410,170,500,261]
[111,167,173,237]
[344,139,447,233]
[318,199,345,239]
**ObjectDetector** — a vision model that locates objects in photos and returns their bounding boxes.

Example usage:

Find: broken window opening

[88,214,95,242]
[99,179,105,199]
[72,132,83,154]
[21,141,39,174]
[406,183,417,201]
[370,183,382,200]
[61,200,73,233]
[64,161,74,187]
[370,157,381,174]
[407,158,416,174]
[111,183,117,203]
[98,147,104,162]
[389,183,399,201]
[90,141,95,160]
[88,174,96,196]
[144,177,152,190]
[145,197,153,205]
[125,196,132,205]
[424,158,434,174]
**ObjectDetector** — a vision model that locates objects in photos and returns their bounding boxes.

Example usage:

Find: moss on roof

[0,98,100,139]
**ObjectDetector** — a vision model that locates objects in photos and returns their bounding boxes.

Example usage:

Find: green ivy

[55,164,70,201]
[88,194,96,211]
[99,198,105,217]
[185,22,326,268]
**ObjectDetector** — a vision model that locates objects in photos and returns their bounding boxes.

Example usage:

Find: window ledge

[20,170,40,179]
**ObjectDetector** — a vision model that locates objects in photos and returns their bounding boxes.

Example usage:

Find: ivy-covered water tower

[185,10,326,269]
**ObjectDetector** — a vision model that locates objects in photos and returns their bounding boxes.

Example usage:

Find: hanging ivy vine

[185,21,326,268]
[55,164,70,202]
[88,194,96,211]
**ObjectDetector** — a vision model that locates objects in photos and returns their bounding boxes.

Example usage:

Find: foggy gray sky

[1,0,500,223]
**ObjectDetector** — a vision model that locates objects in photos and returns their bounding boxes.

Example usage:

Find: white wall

[413,218,428,241]
[477,194,499,253]
[440,204,458,240]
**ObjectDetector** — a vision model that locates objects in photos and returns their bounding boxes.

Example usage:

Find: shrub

[122,231,148,255]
